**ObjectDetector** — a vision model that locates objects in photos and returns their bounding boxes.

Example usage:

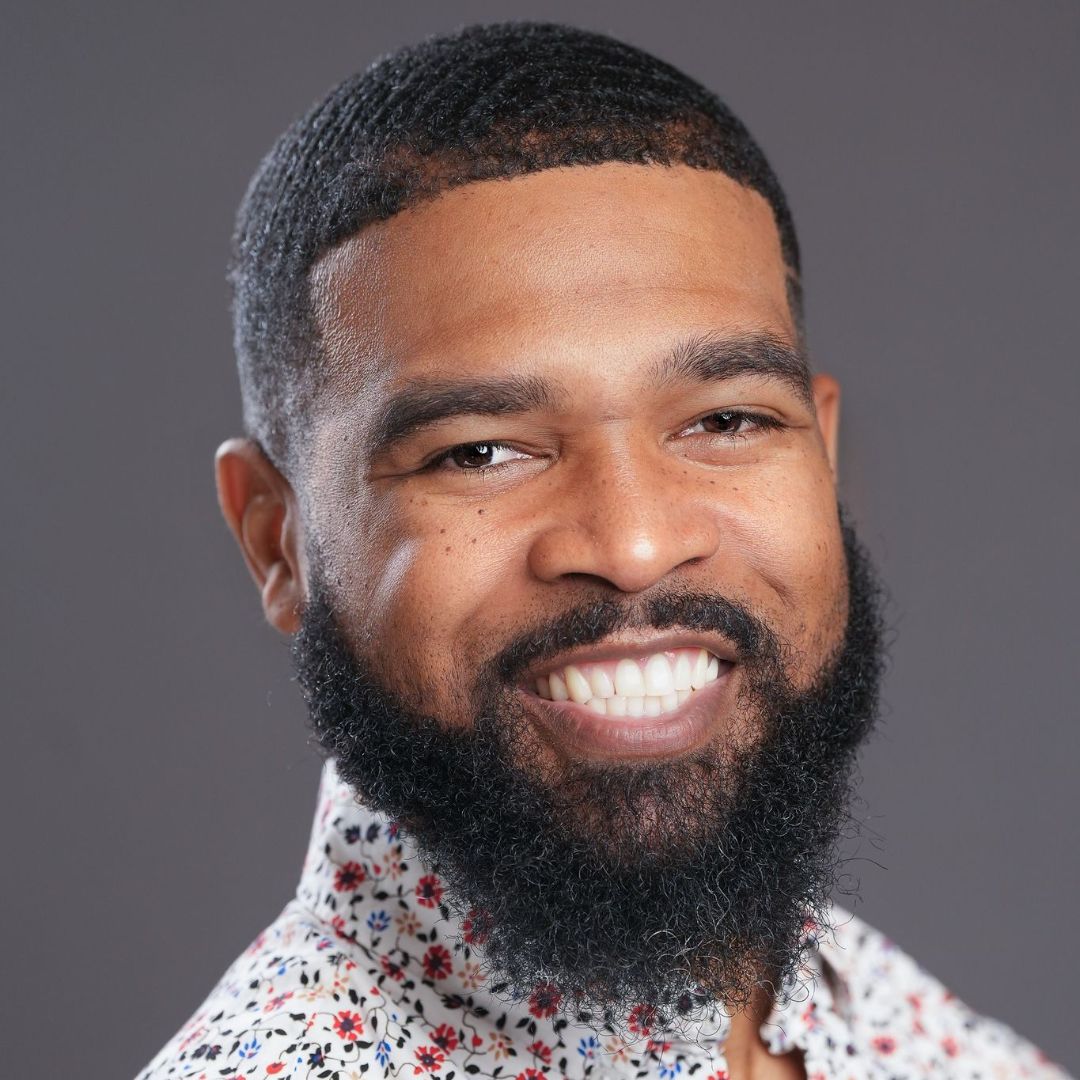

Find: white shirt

[138,759,1070,1079]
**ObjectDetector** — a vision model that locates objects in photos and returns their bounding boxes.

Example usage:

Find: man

[139,22,1069,1080]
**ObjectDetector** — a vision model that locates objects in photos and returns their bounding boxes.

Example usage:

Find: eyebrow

[368,331,811,458]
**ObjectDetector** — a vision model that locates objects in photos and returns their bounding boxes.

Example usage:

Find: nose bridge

[527,433,722,592]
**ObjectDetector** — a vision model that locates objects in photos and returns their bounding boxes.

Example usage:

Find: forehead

[310,163,794,393]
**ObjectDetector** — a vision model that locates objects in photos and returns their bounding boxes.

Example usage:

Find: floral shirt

[138,759,1070,1080]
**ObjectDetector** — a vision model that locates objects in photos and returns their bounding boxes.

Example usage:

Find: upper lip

[518,631,740,687]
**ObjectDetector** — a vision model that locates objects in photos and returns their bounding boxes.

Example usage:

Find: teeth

[643,654,674,695]
[690,649,710,690]
[549,672,568,701]
[531,646,726,718]
[673,653,693,691]
[614,658,646,697]
[565,665,592,704]
[588,667,615,699]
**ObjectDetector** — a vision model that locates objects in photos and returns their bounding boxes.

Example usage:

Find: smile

[529,646,728,717]
[517,645,737,759]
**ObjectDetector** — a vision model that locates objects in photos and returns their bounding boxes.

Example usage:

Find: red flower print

[528,981,562,1018]
[706,1072,729,1080]
[413,1045,445,1074]
[528,1041,552,1064]
[942,1036,959,1057]
[462,908,490,945]
[516,1070,546,1080]
[266,1065,285,1075]
[333,1010,365,1041]
[430,1023,459,1052]
[871,1035,896,1054]
[628,1003,657,1035]
[380,954,405,981]
[422,943,453,979]
[415,873,444,908]
[334,861,367,892]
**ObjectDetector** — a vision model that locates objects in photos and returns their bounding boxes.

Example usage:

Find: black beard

[291,514,886,1030]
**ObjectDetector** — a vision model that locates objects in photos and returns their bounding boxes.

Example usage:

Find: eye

[425,441,531,475]
[679,409,783,438]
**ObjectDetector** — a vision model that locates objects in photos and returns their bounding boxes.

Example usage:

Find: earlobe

[810,373,841,478]
[214,438,305,635]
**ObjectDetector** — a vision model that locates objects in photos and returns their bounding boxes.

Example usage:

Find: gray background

[3,3,1077,1076]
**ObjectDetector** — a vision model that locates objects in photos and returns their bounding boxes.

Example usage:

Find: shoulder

[135,900,400,1078]
[815,903,1071,1077]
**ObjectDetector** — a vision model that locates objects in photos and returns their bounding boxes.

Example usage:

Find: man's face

[304,164,848,764]
[226,163,883,1022]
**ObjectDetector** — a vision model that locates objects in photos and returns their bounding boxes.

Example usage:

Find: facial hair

[291,515,886,1030]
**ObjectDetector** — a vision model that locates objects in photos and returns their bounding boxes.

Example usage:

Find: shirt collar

[296,758,847,1057]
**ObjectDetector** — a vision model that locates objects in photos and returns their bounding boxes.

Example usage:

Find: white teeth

[643,654,674,695]
[690,648,710,690]
[565,665,592,704]
[588,667,615,699]
[614,658,646,697]
[549,672,568,701]
[673,652,693,691]
[532,646,727,716]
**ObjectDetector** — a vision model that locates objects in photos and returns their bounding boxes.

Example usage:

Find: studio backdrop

[2,3,1077,1077]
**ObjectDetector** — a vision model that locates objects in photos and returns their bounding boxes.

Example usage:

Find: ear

[214,438,306,635]
[811,373,841,479]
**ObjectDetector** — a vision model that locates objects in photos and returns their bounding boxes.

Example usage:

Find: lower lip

[516,666,737,760]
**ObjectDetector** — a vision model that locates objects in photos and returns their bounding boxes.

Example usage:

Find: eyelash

[422,409,786,478]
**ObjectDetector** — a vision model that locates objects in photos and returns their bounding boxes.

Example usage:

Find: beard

[291,512,886,1031]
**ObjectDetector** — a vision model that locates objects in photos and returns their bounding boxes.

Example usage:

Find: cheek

[324,497,511,713]
[735,462,846,677]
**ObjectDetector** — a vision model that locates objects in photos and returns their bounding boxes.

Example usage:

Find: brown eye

[449,443,497,468]
[700,411,746,434]
[679,409,784,441]
[426,441,532,475]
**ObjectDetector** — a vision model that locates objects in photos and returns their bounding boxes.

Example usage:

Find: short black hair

[230,21,802,479]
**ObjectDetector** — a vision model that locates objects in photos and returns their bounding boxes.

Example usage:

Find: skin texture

[216,163,846,1079]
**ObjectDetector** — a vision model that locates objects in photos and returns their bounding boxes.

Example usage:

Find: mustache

[489,590,783,686]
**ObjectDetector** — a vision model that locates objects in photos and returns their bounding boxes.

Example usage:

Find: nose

[526,439,724,593]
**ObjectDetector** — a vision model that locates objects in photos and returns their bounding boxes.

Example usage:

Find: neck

[722,980,806,1080]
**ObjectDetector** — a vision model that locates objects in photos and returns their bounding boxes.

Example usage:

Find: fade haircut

[230,21,803,480]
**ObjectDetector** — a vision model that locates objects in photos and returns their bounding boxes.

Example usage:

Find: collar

[295,758,849,1060]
